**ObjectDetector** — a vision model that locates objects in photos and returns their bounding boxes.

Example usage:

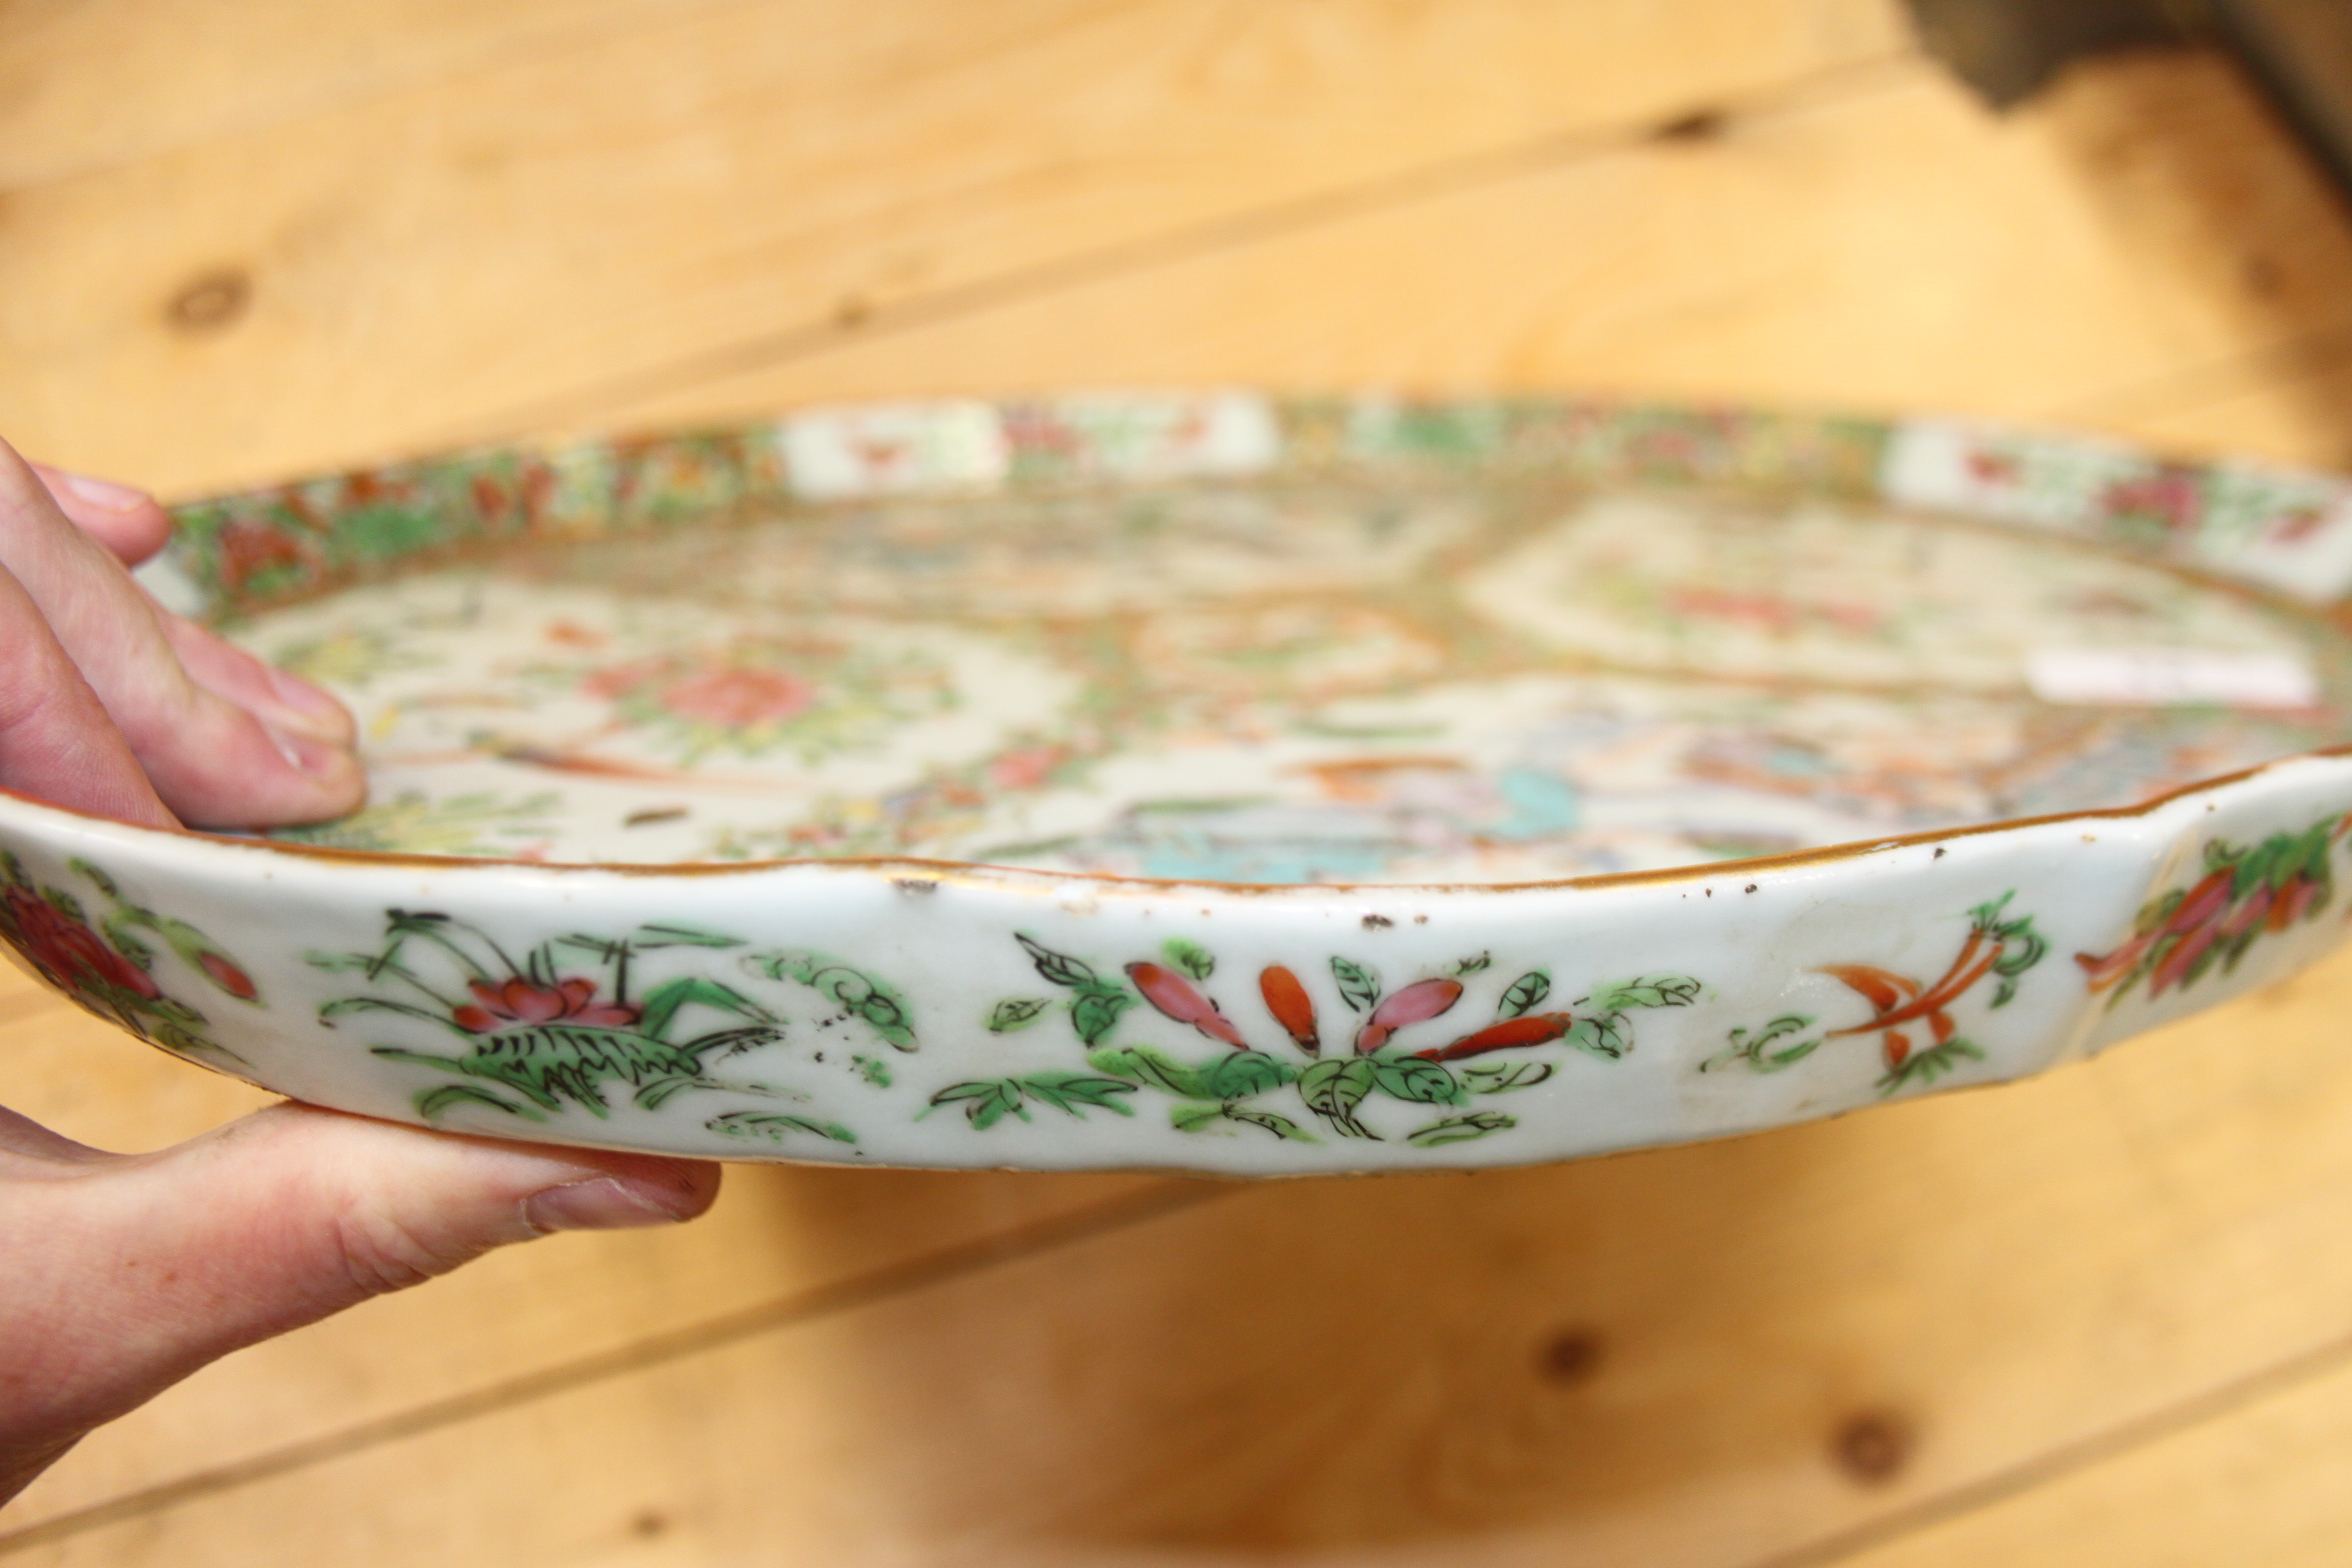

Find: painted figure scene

[177,400,2352,884]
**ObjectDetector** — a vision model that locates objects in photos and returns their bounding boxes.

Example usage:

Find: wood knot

[1832,1410,1913,1483]
[1651,108,1727,144]
[1535,1328,1603,1384]
[166,267,251,333]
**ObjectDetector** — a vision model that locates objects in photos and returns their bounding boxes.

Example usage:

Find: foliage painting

[1705,893,2047,1094]
[307,912,907,1145]
[0,854,261,1067]
[936,932,1700,1148]
[2077,815,2345,1006]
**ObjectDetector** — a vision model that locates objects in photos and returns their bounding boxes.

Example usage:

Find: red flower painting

[454,976,642,1033]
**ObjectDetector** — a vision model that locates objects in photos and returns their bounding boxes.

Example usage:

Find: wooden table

[10,2,2352,1561]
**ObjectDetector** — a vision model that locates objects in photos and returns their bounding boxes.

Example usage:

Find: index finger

[27,464,173,569]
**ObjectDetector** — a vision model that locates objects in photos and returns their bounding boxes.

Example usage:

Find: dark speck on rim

[1363,913,1393,929]
[624,806,688,828]
[1934,846,1947,859]
[1745,883,1758,893]
[894,878,939,895]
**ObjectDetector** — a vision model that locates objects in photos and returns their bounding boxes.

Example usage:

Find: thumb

[2,1103,718,1498]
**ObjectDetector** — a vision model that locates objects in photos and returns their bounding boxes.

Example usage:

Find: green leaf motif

[1169,1103,1319,1142]
[1163,939,1216,981]
[1199,1050,1294,1102]
[1090,1046,1295,1102]
[927,1073,1136,1129]
[1070,986,1133,1047]
[752,951,915,1050]
[928,1079,1027,1130]
[1018,1071,1139,1119]
[1330,957,1380,1014]
[1586,975,1701,1011]
[637,975,774,1043]
[632,924,744,950]
[1371,1058,1463,1105]
[104,920,156,974]
[1561,1012,1631,1059]
[1016,933,1099,989]
[149,1019,244,1069]
[705,1110,857,1145]
[416,1083,540,1123]
[1703,1014,1822,1075]
[1297,1057,1379,1137]
[1877,1039,1985,1096]
[986,997,1052,1033]
[1497,970,1551,1019]
[1462,1061,1553,1094]
[1169,1102,1226,1134]
[1090,1044,1209,1097]
[1405,1112,1516,1147]
[1226,1106,1318,1142]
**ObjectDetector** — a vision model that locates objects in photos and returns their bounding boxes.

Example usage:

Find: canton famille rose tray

[7,393,2352,1173]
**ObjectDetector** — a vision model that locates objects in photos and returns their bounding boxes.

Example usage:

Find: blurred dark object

[2207,1,2352,197]
[1907,0,2352,202]
[1904,0,2198,105]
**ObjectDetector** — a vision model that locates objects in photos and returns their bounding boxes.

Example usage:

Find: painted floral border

[161,395,2352,622]
[8,824,2347,1162]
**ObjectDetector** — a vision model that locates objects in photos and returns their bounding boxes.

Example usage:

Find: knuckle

[328,1200,489,1298]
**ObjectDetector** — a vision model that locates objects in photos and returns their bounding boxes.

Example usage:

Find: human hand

[1,439,364,830]
[0,443,724,1507]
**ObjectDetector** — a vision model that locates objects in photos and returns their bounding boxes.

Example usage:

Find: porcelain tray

[5,393,2350,1173]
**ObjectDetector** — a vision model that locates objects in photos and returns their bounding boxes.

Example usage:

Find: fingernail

[265,722,354,780]
[524,1176,697,1233]
[265,663,354,726]
[53,470,151,512]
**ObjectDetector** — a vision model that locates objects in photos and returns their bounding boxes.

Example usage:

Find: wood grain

[15,947,2352,1565]
[1824,1354,2352,1568]
[591,50,2352,463]
[0,0,1908,495]
[0,0,751,190]
[0,976,1175,1536]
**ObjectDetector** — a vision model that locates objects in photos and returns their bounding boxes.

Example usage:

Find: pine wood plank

[2082,344,2352,471]
[1824,1353,2352,1568]
[0,0,743,190]
[592,50,2352,455]
[0,0,1909,497]
[15,945,2352,1565]
[0,995,275,1152]
[0,964,1174,1535]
